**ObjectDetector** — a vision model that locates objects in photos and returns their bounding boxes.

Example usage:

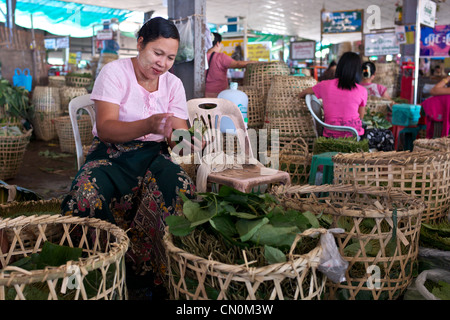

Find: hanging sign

[290,41,315,60]
[247,42,271,61]
[321,10,363,34]
[420,0,437,28]
[364,33,400,56]
[420,24,450,57]
[96,29,114,41]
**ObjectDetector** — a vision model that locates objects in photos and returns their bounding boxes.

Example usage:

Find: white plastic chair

[305,94,360,141]
[186,97,290,193]
[68,94,96,170]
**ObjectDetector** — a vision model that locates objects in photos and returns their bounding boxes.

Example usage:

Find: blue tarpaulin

[0,0,133,37]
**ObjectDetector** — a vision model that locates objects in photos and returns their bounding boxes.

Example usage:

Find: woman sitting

[299,51,367,139]
[360,61,391,99]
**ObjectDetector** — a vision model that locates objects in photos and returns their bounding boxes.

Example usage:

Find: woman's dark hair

[137,17,180,47]
[212,32,222,47]
[362,61,376,79]
[335,51,362,90]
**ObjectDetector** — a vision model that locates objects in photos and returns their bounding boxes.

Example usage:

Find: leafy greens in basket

[166,186,321,264]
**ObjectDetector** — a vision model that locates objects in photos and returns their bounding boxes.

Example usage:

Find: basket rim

[0,214,130,285]
[332,150,450,165]
[0,129,33,141]
[163,226,323,279]
[272,184,425,218]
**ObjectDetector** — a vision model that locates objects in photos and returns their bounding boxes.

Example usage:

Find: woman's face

[136,36,179,80]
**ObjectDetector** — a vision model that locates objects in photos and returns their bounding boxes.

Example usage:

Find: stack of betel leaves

[420,220,450,251]
[166,186,323,266]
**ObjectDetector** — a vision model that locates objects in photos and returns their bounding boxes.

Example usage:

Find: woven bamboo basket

[164,226,326,300]
[273,184,425,300]
[48,76,66,88]
[366,96,392,116]
[413,136,450,152]
[31,86,62,141]
[59,86,88,113]
[0,129,32,180]
[65,76,93,89]
[279,137,312,185]
[239,85,265,129]
[96,53,119,77]
[243,61,290,107]
[0,214,130,300]
[333,151,450,223]
[264,75,318,152]
[54,115,93,154]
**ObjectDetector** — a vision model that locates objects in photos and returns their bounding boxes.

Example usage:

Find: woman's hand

[149,113,174,138]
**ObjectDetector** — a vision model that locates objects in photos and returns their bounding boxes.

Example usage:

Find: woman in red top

[205,32,255,97]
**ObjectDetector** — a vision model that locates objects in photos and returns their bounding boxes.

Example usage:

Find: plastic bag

[317,228,349,283]
[414,269,450,300]
[174,16,194,64]
[418,247,450,271]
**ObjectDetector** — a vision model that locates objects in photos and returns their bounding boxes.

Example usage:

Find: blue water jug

[13,68,32,91]
[218,82,249,133]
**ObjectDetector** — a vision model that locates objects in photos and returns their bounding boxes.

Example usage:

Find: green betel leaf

[210,215,238,238]
[250,224,299,248]
[230,211,260,219]
[36,242,83,268]
[236,217,269,242]
[264,245,287,265]
[166,215,194,236]
[269,208,310,230]
[182,199,216,227]
[302,211,320,228]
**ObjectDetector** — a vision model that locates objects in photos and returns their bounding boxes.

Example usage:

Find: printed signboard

[365,33,400,56]
[420,25,450,57]
[321,10,363,34]
[290,41,315,60]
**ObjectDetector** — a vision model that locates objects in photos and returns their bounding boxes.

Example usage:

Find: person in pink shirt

[205,32,256,97]
[300,51,367,138]
[360,61,391,99]
[61,17,197,298]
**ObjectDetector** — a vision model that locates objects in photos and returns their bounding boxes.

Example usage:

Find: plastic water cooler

[217,82,249,133]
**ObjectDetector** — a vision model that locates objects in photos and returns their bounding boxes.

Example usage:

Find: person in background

[61,17,197,298]
[205,32,256,97]
[299,51,367,138]
[318,60,336,81]
[360,61,391,99]
[430,75,450,96]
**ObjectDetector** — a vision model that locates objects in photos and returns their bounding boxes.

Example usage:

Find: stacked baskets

[239,85,265,129]
[275,184,425,300]
[413,136,450,152]
[264,75,318,152]
[59,86,88,113]
[366,96,392,116]
[31,86,62,141]
[372,62,400,99]
[333,151,450,223]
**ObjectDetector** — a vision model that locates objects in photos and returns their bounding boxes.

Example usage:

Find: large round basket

[273,184,425,300]
[413,136,450,152]
[242,61,290,106]
[0,214,129,300]
[240,85,265,129]
[31,86,62,141]
[366,96,392,116]
[279,137,312,185]
[333,151,450,223]
[0,129,32,180]
[48,76,66,88]
[54,115,93,154]
[59,86,88,113]
[65,76,93,89]
[164,226,326,300]
[264,75,317,152]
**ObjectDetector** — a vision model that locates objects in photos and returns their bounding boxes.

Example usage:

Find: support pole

[413,0,422,105]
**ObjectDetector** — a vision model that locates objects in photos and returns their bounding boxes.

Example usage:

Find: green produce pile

[2,241,117,300]
[420,221,450,251]
[424,279,450,300]
[313,136,369,154]
[0,125,24,137]
[167,186,321,266]
[0,79,34,122]
[363,110,392,129]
